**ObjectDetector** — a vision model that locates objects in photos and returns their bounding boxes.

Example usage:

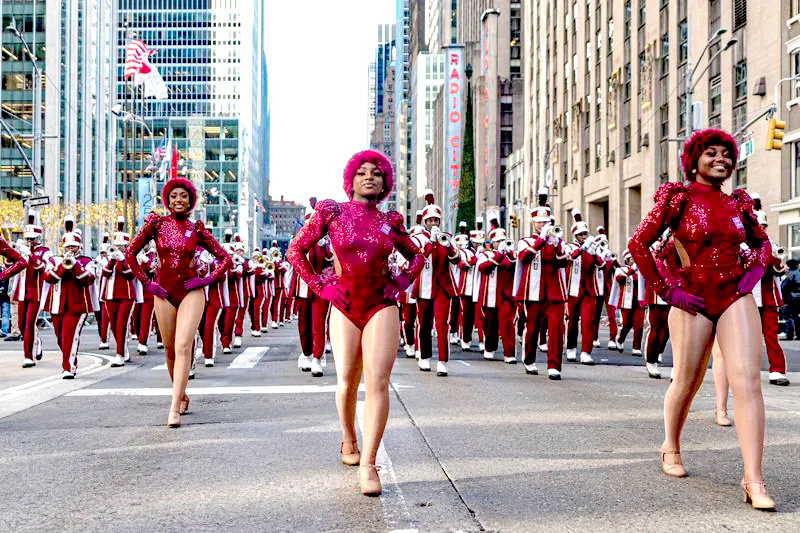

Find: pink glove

[318,284,350,311]
[738,266,765,294]
[664,286,705,315]
[383,273,413,300]
[145,281,168,299]
[183,276,213,291]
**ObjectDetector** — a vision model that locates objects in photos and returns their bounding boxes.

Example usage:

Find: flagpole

[137,81,145,229]
[123,72,129,230]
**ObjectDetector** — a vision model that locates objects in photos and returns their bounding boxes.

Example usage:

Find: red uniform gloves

[144,281,168,299]
[738,265,765,295]
[183,276,214,291]
[663,285,705,316]
[383,273,413,301]
[318,284,350,311]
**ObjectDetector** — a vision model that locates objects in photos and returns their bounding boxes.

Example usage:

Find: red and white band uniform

[601,259,620,348]
[412,231,459,363]
[644,246,672,366]
[514,232,569,372]
[248,253,267,334]
[94,251,110,344]
[476,237,517,361]
[590,255,608,347]
[270,258,287,328]
[15,243,52,363]
[564,239,605,360]
[293,236,332,360]
[221,254,245,351]
[610,259,646,353]
[43,246,96,373]
[455,241,479,349]
[135,250,157,350]
[392,241,419,356]
[471,246,489,348]
[103,245,137,361]
[198,251,229,363]
[752,239,788,376]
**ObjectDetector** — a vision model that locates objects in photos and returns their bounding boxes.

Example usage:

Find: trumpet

[436,232,452,247]
[264,261,276,273]
[271,249,282,260]
[547,225,564,240]
[610,252,618,262]
[503,239,515,250]
[62,252,76,270]
[255,255,269,267]
[232,254,245,265]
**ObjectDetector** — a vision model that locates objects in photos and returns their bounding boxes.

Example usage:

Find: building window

[734,160,747,189]
[793,52,800,99]
[709,77,722,126]
[793,142,800,199]
[734,61,747,102]
[733,0,747,31]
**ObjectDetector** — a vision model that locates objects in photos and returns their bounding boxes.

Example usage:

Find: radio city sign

[445,46,465,196]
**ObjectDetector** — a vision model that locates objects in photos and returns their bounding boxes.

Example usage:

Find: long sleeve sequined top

[286,200,425,295]
[628,181,770,299]
[0,237,26,281]
[125,213,233,293]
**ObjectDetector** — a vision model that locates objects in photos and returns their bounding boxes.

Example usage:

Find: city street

[1,321,799,532]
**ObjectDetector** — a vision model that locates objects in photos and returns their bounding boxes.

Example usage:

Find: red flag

[170,145,178,181]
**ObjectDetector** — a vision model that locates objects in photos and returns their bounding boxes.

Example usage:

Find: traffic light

[766,118,786,151]
[510,214,519,229]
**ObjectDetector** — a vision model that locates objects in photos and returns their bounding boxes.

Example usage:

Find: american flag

[152,135,168,162]
[254,194,267,213]
[124,39,156,78]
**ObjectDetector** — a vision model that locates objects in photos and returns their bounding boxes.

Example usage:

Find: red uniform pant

[201,301,224,359]
[474,302,485,343]
[262,294,272,327]
[645,304,670,364]
[220,306,238,349]
[19,300,42,361]
[522,300,566,370]
[760,305,787,374]
[567,294,597,354]
[449,298,460,335]
[250,289,265,331]
[105,299,134,357]
[592,296,605,342]
[618,306,645,351]
[482,298,516,358]
[516,302,527,337]
[459,296,475,345]
[235,293,250,336]
[271,291,283,325]
[99,303,110,343]
[52,313,88,372]
[416,292,452,361]
[137,299,155,345]
[401,303,416,347]
[606,301,619,340]
[297,296,330,357]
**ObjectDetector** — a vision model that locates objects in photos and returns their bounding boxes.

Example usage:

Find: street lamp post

[685,28,737,137]
[6,17,43,193]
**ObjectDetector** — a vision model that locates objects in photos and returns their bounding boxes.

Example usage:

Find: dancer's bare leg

[711,338,730,416]
[329,307,363,446]
[169,290,206,413]
[359,306,400,466]
[662,308,715,458]
[715,295,765,484]
[153,298,177,381]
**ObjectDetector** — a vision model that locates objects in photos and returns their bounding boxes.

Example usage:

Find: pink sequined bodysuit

[286,200,424,330]
[126,213,232,308]
[628,181,771,320]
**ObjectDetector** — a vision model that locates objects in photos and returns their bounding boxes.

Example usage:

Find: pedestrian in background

[0,275,9,336]
[781,259,800,339]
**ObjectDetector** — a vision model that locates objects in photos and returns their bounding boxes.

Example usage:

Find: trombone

[546,226,564,240]
[436,232,452,247]
[271,249,282,260]
[264,261,276,273]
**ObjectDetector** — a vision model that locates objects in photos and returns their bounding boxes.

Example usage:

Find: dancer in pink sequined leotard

[286,150,423,496]
[628,129,775,510]
[125,178,232,428]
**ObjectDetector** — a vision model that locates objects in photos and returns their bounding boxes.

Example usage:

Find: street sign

[26,196,49,207]
[739,139,754,162]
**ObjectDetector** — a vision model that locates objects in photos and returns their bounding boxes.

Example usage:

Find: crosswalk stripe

[66,383,414,397]
[228,347,270,368]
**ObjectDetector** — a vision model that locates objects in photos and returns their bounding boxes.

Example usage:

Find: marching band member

[103,218,137,366]
[471,222,487,352]
[249,249,267,336]
[198,248,228,367]
[42,230,95,378]
[456,229,480,351]
[295,204,334,376]
[643,233,674,379]
[285,149,423,496]
[0,233,26,346]
[95,232,111,349]
[126,177,232,428]
[514,203,568,380]
[628,128,774,509]
[448,222,470,346]
[16,210,51,367]
[270,247,287,329]
[221,240,244,354]
[590,226,610,348]
[564,209,604,365]
[412,190,460,376]
[397,225,425,357]
[231,238,250,348]
[477,218,517,364]
[601,249,621,350]
[610,250,646,355]
[751,212,790,386]
[135,242,157,355]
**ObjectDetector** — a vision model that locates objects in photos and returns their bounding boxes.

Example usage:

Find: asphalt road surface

[1,319,799,532]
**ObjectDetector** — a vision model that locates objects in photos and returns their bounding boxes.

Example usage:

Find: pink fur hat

[681,129,738,181]
[162,177,197,212]
[343,150,394,203]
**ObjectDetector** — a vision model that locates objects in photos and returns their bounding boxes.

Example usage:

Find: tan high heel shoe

[715,408,732,426]
[660,449,688,478]
[180,395,190,415]
[358,464,382,496]
[340,441,360,466]
[167,410,181,428]
[742,480,776,511]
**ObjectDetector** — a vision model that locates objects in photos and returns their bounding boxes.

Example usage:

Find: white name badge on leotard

[185,229,193,237]
[380,223,392,235]
[732,216,743,230]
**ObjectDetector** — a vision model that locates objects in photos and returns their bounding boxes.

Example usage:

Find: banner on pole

[137,177,155,227]
[442,45,465,231]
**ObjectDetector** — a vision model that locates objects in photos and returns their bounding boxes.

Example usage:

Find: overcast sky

[264,0,395,208]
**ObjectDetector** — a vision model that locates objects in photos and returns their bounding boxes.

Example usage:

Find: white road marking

[228,347,270,368]
[152,364,167,370]
[67,383,414,397]
[456,360,471,367]
[0,353,109,401]
[356,400,417,533]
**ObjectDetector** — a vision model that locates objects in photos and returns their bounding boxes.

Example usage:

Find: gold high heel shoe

[358,464,382,496]
[715,408,732,427]
[742,480,776,511]
[660,449,688,478]
[340,441,360,466]
[180,395,190,415]
[167,409,181,428]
